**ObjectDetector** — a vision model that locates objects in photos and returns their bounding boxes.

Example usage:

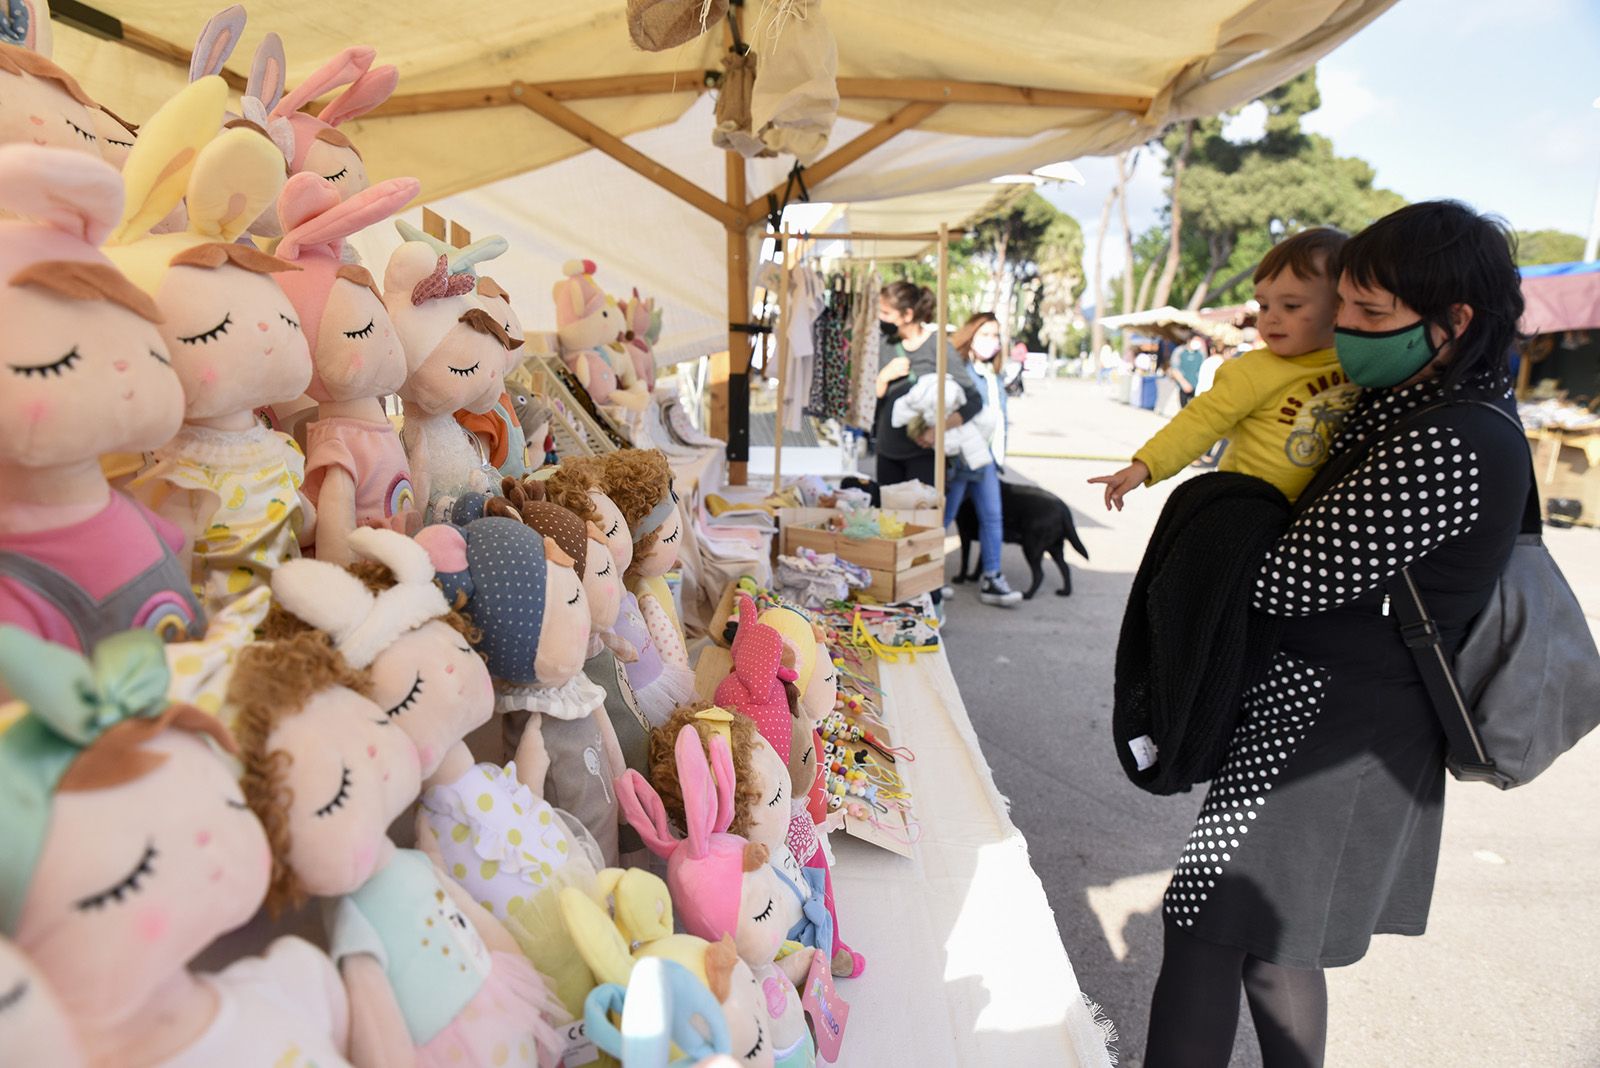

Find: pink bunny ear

[276,173,419,260]
[249,32,288,112]
[0,146,124,245]
[736,593,758,631]
[319,64,398,126]
[675,725,720,860]
[190,5,246,83]
[617,770,680,859]
[414,524,469,574]
[707,735,737,836]
[271,45,375,119]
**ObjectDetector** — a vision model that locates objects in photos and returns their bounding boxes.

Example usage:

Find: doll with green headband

[0,626,355,1066]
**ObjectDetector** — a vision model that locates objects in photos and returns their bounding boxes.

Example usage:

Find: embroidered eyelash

[179,313,231,345]
[324,167,349,182]
[565,589,581,606]
[606,522,620,538]
[280,312,301,331]
[661,528,680,544]
[745,1023,765,1059]
[65,117,97,144]
[225,797,250,810]
[767,787,784,807]
[387,675,424,718]
[344,319,375,340]
[753,898,774,923]
[9,348,81,378]
[74,843,156,911]
[316,766,353,817]
[0,979,26,1012]
[597,561,613,577]
[448,362,480,377]
[149,347,169,366]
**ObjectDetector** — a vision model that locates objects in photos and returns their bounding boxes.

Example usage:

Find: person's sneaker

[979,572,1023,607]
[939,584,956,599]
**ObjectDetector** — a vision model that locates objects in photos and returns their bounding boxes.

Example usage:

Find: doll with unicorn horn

[617,726,820,1066]
[0,626,356,1066]
[105,76,312,616]
[270,45,397,203]
[274,170,421,564]
[0,144,204,652]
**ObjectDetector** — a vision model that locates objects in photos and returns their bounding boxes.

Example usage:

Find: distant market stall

[1518,261,1600,525]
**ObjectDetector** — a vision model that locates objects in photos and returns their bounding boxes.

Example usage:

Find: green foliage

[1515,229,1586,266]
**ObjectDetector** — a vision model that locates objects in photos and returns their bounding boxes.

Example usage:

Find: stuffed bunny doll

[270,45,397,202]
[756,606,837,829]
[274,170,421,564]
[549,457,696,730]
[0,934,84,1067]
[414,516,614,854]
[595,449,691,668]
[384,241,513,519]
[560,869,772,1068]
[618,728,818,1066]
[619,287,660,392]
[552,259,621,404]
[0,144,205,652]
[102,76,312,615]
[0,627,354,1067]
[0,41,103,158]
[230,631,566,1068]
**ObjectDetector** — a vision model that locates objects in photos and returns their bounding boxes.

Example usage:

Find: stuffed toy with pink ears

[715,594,800,763]
[270,45,398,199]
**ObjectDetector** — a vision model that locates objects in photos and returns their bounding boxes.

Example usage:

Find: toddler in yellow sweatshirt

[1092,228,1360,508]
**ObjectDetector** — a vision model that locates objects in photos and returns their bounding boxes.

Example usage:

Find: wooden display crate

[778,510,945,604]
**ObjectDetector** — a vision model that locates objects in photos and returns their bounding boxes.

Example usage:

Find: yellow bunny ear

[185,126,285,243]
[107,75,229,247]
[559,886,636,987]
[611,868,675,945]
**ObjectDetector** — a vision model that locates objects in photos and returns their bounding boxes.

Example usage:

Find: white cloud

[1303,64,1383,139]
[1222,101,1267,144]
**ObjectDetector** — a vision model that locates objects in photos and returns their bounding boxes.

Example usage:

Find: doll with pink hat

[618,726,819,1066]
[553,258,623,404]
[0,626,354,1066]
[0,144,205,651]
[619,287,662,392]
[230,628,567,1068]
[275,170,421,564]
[270,45,397,202]
[101,76,312,616]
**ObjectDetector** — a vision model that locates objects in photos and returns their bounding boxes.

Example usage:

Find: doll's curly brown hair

[593,449,673,578]
[259,561,479,646]
[227,632,374,915]
[540,459,606,526]
[647,701,764,839]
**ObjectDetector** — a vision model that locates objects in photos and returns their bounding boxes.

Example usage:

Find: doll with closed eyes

[0,144,204,652]
[592,449,691,670]
[270,45,396,204]
[230,630,566,1068]
[0,935,83,1068]
[0,627,353,1067]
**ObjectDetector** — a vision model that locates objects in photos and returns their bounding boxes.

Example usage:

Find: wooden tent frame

[60,3,1154,484]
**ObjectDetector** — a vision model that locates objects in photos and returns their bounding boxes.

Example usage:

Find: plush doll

[275,170,421,563]
[618,727,819,1065]
[0,144,204,651]
[383,241,513,518]
[0,42,102,158]
[756,606,837,828]
[415,516,616,856]
[101,76,311,615]
[270,45,397,202]
[584,956,732,1068]
[513,391,559,469]
[594,448,691,666]
[552,259,622,404]
[0,0,50,54]
[230,630,565,1068]
[0,627,353,1066]
[550,457,696,728]
[88,106,137,169]
[0,935,83,1067]
[619,287,660,393]
[560,869,772,1068]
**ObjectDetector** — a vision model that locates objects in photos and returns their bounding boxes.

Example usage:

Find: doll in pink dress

[270,45,396,203]
[0,144,203,651]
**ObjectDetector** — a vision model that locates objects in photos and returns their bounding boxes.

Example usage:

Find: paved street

[938,376,1600,1067]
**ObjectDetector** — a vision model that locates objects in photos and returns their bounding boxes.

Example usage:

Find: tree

[1152,121,1196,309]
[1516,229,1586,266]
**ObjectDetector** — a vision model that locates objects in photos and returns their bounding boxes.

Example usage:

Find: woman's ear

[1449,303,1474,339]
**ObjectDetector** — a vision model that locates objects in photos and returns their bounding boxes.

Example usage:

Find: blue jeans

[944,454,1003,575]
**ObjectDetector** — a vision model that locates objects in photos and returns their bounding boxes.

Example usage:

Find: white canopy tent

[51,0,1398,479]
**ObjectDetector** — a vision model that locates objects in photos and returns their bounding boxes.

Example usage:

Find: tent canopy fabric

[55,1,1399,205]
[1523,265,1600,336]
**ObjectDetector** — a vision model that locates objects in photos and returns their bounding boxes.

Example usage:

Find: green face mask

[1334,321,1436,388]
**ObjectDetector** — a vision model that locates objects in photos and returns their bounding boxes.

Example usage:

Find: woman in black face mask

[870,281,982,489]
[1142,200,1530,1068]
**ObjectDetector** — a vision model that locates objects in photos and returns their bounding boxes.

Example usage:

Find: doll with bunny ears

[275,170,421,564]
[0,42,104,158]
[0,627,355,1067]
[103,76,313,615]
[617,727,819,1066]
[229,631,567,1068]
[0,144,205,652]
[270,45,397,201]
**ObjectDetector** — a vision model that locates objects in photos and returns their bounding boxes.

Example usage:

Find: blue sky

[1048,0,1600,287]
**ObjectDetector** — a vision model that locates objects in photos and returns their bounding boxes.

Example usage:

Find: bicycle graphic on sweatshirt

[1283,399,1352,468]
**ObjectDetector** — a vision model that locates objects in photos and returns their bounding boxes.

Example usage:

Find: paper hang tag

[802,950,850,1063]
[1128,735,1159,772]
[561,1019,598,1066]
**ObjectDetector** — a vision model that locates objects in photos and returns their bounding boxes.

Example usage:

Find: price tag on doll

[561,1019,598,1065]
[801,950,850,1063]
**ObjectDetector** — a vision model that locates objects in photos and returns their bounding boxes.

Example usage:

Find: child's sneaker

[979,572,1022,607]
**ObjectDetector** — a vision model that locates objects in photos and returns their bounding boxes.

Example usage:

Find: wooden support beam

[744,101,942,223]
[367,71,712,119]
[723,150,751,485]
[513,84,741,228]
[52,3,249,91]
[837,77,1150,114]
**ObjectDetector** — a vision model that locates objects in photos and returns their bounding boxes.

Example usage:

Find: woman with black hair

[1143,201,1531,1067]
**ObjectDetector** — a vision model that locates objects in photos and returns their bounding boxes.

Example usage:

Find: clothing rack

[770,225,956,509]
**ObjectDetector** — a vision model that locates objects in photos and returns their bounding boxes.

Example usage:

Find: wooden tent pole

[771,230,792,493]
[935,223,949,510]
[721,152,751,486]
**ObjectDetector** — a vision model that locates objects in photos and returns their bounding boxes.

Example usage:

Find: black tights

[1144,923,1327,1068]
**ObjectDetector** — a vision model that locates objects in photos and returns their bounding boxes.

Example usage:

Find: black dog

[953,481,1089,598]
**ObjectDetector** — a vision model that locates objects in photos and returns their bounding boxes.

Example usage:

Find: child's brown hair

[1253,227,1347,286]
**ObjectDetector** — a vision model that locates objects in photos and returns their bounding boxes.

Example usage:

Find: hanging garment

[805,280,852,423]
[712,48,767,157]
[783,265,824,433]
[846,269,881,429]
[749,0,839,164]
